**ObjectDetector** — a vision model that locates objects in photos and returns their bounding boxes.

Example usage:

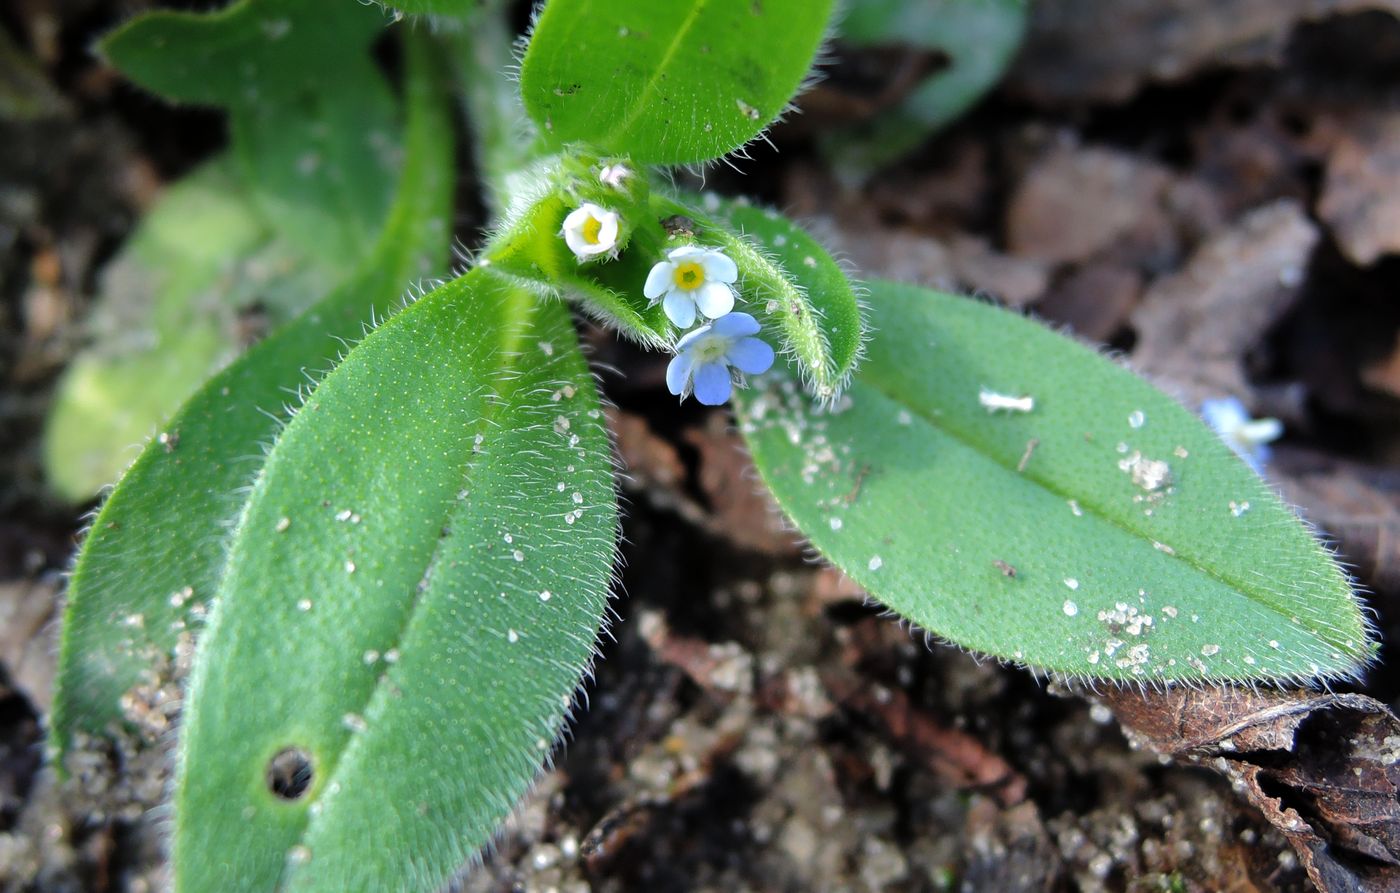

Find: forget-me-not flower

[644,245,738,328]
[667,312,775,405]
[1201,396,1283,472]
[560,203,620,262]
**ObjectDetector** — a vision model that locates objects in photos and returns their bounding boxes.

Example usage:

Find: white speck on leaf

[979,387,1034,413]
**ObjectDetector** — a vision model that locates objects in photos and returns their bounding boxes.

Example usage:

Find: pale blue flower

[667,312,775,405]
[644,245,738,328]
[1201,397,1283,472]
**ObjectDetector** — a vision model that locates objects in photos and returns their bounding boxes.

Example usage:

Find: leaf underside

[736,280,1371,684]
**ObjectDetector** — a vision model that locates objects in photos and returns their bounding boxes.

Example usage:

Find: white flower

[666,312,775,405]
[643,245,738,328]
[560,203,620,261]
[599,163,631,188]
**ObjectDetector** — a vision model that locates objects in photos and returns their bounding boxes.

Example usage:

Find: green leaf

[42,159,342,499]
[174,268,617,892]
[520,0,835,165]
[664,193,865,399]
[826,0,1027,178]
[488,182,674,349]
[735,281,1372,683]
[50,33,455,765]
[101,0,399,264]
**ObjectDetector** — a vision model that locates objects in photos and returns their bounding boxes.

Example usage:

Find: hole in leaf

[266,747,314,801]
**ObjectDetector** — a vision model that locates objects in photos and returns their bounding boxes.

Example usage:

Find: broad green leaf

[42,159,341,499]
[101,0,398,264]
[174,268,618,892]
[826,0,1026,178]
[664,194,865,399]
[50,34,455,765]
[736,281,1372,683]
[520,0,835,165]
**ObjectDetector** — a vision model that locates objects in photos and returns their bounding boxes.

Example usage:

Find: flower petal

[644,261,674,300]
[560,206,592,231]
[667,245,706,262]
[663,290,696,328]
[692,362,732,405]
[725,336,775,375]
[709,311,761,338]
[701,250,738,283]
[693,281,735,319]
[596,211,620,247]
[674,322,714,353]
[666,352,695,397]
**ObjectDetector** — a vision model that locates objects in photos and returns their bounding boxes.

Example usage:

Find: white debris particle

[897,410,913,426]
[342,713,368,733]
[1230,500,1251,517]
[829,517,843,531]
[474,433,485,449]
[1119,451,1172,491]
[868,556,883,571]
[1068,499,1083,516]
[539,590,552,602]
[803,255,817,267]
[1064,577,1080,590]
[123,613,144,628]
[504,532,513,544]
[554,415,571,434]
[572,492,584,505]
[1269,640,1281,649]
[507,629,519,643]
[512,550,525,562]
[1201,644,1220,657]
[1162,605,1179,619]
[362,650,379,665]
[1153,541,1176,555]
[287,845,311,866]
[1174,445,1189,458]
[384,648,399,663]
[345,560,356,574]
[1063,600,1079,617]
[1116,442,1130,454]
[1087,651,1101,665]
[978,387,1034,413]
[1116,643,1151,669]
[1128,410,1145,429]
[335,509,353,522]
[1244,655,1257,665]
[169,586,193,608]
[296,598,312,612]
[557,482,566,492]
[275,516,291,532]
[1089,703,1114,724]
[539,341,555,356]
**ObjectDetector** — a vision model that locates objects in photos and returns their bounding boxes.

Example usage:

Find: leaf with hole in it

[735,281,1372,683]
[824,0,1026,179]
[42,159,343,500]
[173,269,617,891]
[101,0,398,264]
[662,194,865,400]
[520,0,835,165]
[49,35,455,766]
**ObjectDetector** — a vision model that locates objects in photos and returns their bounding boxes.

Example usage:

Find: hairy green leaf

[174,268,617,892]
[665,194,865,400]
[42,160,341,499]
[50,35,455,764]
[520,0,835,165]
[736,281,1372,683]
[101,0,399,263]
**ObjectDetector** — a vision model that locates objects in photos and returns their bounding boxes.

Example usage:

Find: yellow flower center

[582,215,603,245]
[672,261,705,290]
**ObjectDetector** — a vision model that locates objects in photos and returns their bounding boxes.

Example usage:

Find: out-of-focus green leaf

[50,34,455,764]
[101,0,399,263]
[737,281,1372,683]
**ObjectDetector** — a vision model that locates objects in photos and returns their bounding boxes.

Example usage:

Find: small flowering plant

[48,0,1373,891]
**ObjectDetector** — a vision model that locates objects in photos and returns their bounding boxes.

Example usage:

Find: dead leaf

[1101,686,1400,892]
[1131,199,1318,407]
[1009,1,1400,105]
[1319,110,1400,266]
[1035,261,1143,341]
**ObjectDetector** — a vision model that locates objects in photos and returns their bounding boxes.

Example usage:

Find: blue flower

[667,312,775,405]
[1201,397,1283,472]
[644,245,738,328]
